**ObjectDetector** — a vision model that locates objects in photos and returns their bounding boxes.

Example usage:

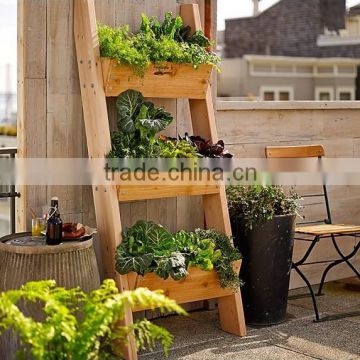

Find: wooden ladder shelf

[74,1,246,359]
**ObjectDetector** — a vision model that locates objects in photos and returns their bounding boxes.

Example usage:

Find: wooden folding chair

[266,145,360,322]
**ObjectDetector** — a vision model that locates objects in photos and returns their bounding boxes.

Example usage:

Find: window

[261,87,294,101]
[316,66,335,76]
[336,87,355,100]
[315,87,334,101]
[279,91,290,101]
[264,91,275,101]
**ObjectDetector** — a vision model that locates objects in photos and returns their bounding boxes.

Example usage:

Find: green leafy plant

[107,89,174,158]
[0,279,186,360]
[164,133,233,158]
[107,90,198,159]
[115,220,242,290]
[98,12,220,78]
[107,90,233,159]
[226,185,302,231]
[153,136,198,158]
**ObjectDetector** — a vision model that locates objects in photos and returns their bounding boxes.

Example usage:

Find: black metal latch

[0,192,21,199]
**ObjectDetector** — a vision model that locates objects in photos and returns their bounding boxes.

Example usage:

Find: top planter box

[101,58,213,99]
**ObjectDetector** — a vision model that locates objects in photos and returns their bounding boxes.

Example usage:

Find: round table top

[0,232,93,254]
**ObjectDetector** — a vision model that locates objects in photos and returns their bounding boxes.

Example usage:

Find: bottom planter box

[126,260,241,312]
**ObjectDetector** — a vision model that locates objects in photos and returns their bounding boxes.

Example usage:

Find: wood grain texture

[296,224,360,235]
[47,0,84,219]
[102,59,212,99]
[118,185,220,202]
[127,261,241,312]
[217,109,360,145]
[266,145,325,158]
[17,0,47,232]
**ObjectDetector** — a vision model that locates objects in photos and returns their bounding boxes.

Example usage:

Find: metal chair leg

[317,238,360,296]
[292,235,321,321]
[292,262,320,322]
[294,236,319,267]
[331,235,360,277]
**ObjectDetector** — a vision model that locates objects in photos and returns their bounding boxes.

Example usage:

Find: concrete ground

[140,279,360,360]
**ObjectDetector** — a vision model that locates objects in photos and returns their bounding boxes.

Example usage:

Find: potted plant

[0,279,185,359]
[226,185,301,326]
[115,221,242,307]
[98,13,220,98]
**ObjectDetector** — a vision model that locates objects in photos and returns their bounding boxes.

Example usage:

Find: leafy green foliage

[97,12,220,77]
[195,229,243,289]
[107,90,176,158]
[107,90,200,159]
[116,90,173,138]
[226,186,302,231]
[165,133,233,158]
[115,221,242,290]
[0,280,186,360]
[116,89,145,133]
[153,137,198,158]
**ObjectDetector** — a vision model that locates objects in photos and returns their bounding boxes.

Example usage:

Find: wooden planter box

[101,58,213,99]
[127,260,241,312]
[110,172,222,201]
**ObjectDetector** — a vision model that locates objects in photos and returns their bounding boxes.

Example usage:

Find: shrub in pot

[0,279,185,359]
[226,185,301,326]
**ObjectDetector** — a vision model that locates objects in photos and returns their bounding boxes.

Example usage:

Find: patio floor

[140,278,360,360]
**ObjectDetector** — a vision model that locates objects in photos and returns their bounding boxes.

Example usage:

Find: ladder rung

[117,185,220,202]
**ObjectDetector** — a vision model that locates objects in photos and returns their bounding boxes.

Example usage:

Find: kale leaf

[115,221,242,289]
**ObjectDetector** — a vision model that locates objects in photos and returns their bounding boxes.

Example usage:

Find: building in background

[218,0,360,100]
[0,63,16,140]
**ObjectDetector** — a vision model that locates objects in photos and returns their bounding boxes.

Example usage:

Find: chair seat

[296,224,360,236]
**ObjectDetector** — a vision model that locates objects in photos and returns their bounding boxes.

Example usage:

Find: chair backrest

[265,144,332,225]
[265,145,325,159]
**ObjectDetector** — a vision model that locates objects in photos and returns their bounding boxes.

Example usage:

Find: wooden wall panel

[17,0,47,230]
[46,0,84,219]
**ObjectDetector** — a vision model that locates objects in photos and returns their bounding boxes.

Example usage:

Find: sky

[0,0,360,93]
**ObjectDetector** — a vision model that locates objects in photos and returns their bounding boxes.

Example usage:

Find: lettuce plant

[0,280,186,360]
[115,221,242,290]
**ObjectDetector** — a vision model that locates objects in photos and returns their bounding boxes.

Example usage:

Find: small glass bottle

[46,197,63,245]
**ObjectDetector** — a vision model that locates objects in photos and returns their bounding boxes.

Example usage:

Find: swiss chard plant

[98,12,220,77]
[115,220,242,290]
[107,89,177,158]
[0,279,186,360]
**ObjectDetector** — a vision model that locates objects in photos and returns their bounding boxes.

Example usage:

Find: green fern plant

[0,279,186,359]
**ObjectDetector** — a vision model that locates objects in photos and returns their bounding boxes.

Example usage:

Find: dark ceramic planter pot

[231,214,296,326]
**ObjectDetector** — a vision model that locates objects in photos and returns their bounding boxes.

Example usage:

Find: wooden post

[182,3,247,336]
[73,1,137,359]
